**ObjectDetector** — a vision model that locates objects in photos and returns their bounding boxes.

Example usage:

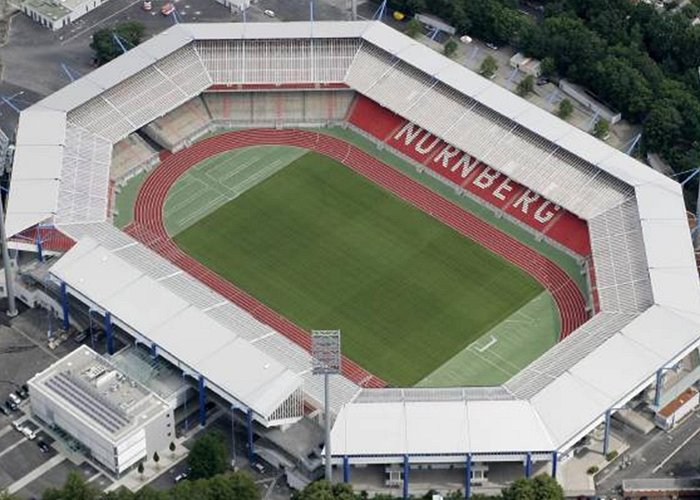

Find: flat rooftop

[30,345,170,440]
[21,0,70,20]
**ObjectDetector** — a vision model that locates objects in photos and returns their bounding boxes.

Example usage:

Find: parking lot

[0,300,117,496]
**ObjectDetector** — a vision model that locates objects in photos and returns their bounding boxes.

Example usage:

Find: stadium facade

[6,21,700,495]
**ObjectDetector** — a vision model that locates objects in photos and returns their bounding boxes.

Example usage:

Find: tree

[480,55,498,79]
[405,17,422,38]
[502,474,563,500]
[188,430,229,480]
[291,480,355,500]
[593,118,610,139]
[516,75,535,97]
[557,98,574,120]
[90,21,145,66]
[444,38,458,58]
[152,451,160,470]
[644,101,684,152]
[540,57,556,78]
[0,491,18,500]
[169,441,176,458]
[137,461,144,480]
[42,471,99,500]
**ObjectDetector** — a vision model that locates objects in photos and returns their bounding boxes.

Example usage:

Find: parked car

[174,471,188,483]
[263,9,275,17]
[485,42,499,50]
[0,405,9,416]
[37,440,50,453]
[5,400,17,412]
[161,2,175,15]
[142,0,152,10]
[23,428,36,440]
[251,461,267,474]
[8,393,21,406]
[15,389,27,401]
[74,329,89,343]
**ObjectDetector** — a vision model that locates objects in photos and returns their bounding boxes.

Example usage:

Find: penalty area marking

[475,335,497,353]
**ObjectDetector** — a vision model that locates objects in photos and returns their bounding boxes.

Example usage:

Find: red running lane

[128,129,589,388]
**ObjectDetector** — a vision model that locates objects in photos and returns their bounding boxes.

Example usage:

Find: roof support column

[198,375,207,427]
[603,409,611,456]
[247,408,255,462]
[654,369,664,407]
[551,451,558,479]
[402,455,409,500]
[60,282,69,330]
[524,452,532,478]
[150,342,158,359]
[343,455,350,483]
[36,235,43,262]
[104,311,114,355]
[464,454,472,499]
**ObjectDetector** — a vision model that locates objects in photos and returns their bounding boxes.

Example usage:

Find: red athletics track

[126,129,589,388]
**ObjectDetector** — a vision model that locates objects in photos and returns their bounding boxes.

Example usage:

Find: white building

[20,0,109,30]
[29,346,174,475]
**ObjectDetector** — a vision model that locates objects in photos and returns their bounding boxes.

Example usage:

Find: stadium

[6,20,700,496]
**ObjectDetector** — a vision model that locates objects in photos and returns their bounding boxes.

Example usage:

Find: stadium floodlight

[312,330,341,482]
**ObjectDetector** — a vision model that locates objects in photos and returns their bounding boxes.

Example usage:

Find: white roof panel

[621,306,700,361]
[648,268,700,312]
[188,21,369,41]
[531,372,609,445]
[642,219,694,269]
[435,64,491,98]
[37,78,107,113]
[15,110,66,145]
[569,334,662,401]
[635,182,686,221]
[11,146,63,180]
[200,339,301,416]
[50,241,144,304]
[149,307,237,366]
[467,400,553,453]
[475,85,531,120]
[405,402,469,454]
[335,402,407,456]
[399,43,450,76]
[107,275,188,333]
[6,179,60,236]
[361,21,412,55]
[554,129,616,167]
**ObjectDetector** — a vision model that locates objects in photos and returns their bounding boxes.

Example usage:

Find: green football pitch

[169,146,556,386]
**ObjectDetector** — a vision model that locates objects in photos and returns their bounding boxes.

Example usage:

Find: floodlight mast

[311,330,341,483]
[0,191,17,317]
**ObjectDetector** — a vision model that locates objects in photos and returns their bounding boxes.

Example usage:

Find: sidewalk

[106,439,190,492]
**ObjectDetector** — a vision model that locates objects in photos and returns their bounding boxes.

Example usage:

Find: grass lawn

[174,151,544,386]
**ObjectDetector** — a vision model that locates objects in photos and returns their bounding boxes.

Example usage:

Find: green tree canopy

[479,55,498,79]
[516,75,535,97]
[405,18,422,38]
[593,118,611,139]
[187,430,230,480]
[42,471,100,500]
[90,21,145,66]
[557,98,574,120]
[502,474,564,500]
[444,38,458,58]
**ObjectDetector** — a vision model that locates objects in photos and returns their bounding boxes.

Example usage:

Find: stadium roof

[50,237,304,423]
[8,21,700,456]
